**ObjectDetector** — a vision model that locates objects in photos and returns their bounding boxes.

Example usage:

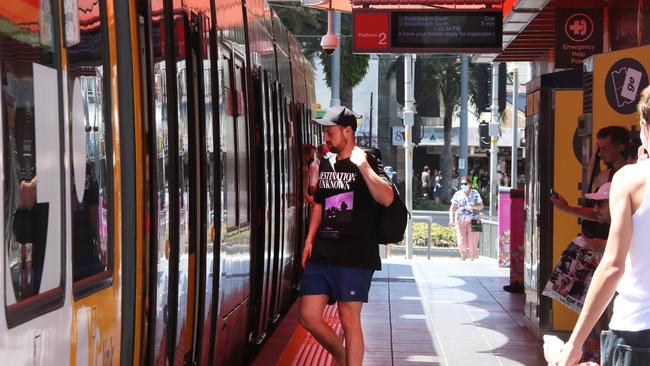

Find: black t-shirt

[311,153,389,270]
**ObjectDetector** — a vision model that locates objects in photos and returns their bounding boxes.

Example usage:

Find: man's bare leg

[337,301,364,366]
[299,295,345,365]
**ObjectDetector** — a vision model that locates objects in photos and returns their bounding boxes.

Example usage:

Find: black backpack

[362,149,410,244]
[376,184,409,244]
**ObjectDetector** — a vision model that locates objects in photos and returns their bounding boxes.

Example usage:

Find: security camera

[320,33,339,55]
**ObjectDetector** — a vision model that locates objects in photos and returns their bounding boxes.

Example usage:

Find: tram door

[250,69,274,343]
[142,4,208,364]
[268,81,283,322]
[195,9,220,366]
[212,48,252,366]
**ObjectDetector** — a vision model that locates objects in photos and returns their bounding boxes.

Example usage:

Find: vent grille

[583,71,593,113]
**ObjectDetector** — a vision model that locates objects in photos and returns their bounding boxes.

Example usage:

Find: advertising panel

[592,45,650,134]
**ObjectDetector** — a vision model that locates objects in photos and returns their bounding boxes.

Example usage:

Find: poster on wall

[555,9,603,69]
[542,236,603,313]
[605,58,649,115]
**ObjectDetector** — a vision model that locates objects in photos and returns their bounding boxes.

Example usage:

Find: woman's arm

[472,191,485,211]
[449,202,458,226]
[557,171,634,366]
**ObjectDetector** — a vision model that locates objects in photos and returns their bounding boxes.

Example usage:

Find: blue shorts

[300,262,374,303]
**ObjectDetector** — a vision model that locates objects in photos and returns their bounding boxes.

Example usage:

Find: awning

[474,0,606,63]
[301,0,502,13]
[301,0,353,13]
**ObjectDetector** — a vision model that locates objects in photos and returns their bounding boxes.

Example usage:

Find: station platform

[252,257,546,366]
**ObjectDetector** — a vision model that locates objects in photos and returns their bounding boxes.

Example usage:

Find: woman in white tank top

[557,86,650,366]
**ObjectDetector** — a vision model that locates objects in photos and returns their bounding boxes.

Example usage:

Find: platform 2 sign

[353,9,502,54]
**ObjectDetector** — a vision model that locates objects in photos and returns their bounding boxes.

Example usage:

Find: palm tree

[389,56,489,203]
[418,58,460,203]
[318,36,368,107]
[271,4,369,108]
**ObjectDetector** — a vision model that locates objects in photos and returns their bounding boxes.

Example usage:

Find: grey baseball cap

[312,106,358,131]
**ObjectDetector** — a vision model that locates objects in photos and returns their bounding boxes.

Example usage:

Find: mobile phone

[550,188,559,199]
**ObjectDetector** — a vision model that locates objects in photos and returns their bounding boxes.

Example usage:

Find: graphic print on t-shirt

[320,192,354,240]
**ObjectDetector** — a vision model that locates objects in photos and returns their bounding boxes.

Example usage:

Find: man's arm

[552,169,613,221]
[302,203,322,268]
[351,147,393,207]
[550,194,599,221]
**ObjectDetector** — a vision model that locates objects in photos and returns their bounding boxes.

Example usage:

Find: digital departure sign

[353,9,502,54]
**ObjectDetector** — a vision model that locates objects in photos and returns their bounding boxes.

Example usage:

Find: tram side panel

[0,1,72,365]
[68,0,126,364]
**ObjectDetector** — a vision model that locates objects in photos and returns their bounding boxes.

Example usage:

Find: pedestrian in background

[449,176,484,261]
[421,166,431,199]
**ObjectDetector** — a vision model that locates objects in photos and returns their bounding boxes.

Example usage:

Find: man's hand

[549,194,569,211]
[302,241,313,269]
[305,193,316,206]
[350,146,367,167]
[449,220,455,227]
[19,177,37,209]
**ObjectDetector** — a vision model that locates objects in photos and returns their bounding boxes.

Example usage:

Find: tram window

[223,56,237,230]
[1,0,65,314]
[67,0,113,289]
[148,6,171,363]
[177,63,190,258]
[234,62,249,225]
[203,55,215,251]
[153,63,170,262]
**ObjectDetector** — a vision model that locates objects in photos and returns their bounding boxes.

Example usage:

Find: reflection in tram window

[67,0,112,283]
[1,1,60,302]
[150,10,171,363]
[177,62,190,258]
[176,44,191,348]
[204,62,215,253]
[235,63,249,225]
[223,57,237,229]
[154,63,170,261]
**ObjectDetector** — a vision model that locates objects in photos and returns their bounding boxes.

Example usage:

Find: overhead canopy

[473,0,606,63]
[301,0,502,13]
[301,0,353,13]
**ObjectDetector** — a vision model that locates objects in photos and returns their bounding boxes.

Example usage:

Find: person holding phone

[550,126,630,240]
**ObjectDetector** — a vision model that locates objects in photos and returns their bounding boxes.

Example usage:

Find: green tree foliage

[319,37,369,107]
[388,56,486,203]
[271,4,369,108]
